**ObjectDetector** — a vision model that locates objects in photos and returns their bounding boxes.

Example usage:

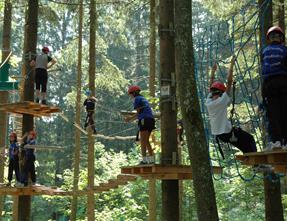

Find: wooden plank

[267,153,287,164]
[117,174,137,181]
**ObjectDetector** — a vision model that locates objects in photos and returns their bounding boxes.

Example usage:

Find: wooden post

[159,0,179,220]
[148,179,156,221]
[70,0,83,220]
[12,196,19,221]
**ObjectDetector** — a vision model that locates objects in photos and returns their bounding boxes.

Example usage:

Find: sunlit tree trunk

[87,0,96,220]
[174,0,219,220]
[70,0,83,220]
[0,0,12,220]
[19,0,38,220]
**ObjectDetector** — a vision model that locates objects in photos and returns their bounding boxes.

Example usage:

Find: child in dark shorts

[124,85,155,164]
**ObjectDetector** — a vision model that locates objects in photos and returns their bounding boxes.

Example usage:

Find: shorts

[35,68,48,92]
[138,118,155,132]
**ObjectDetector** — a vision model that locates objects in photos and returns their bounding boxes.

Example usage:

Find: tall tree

[87,0,96,220]
[159,0,179,220]
[258,0,284,220]
[148,1,157,220]
[0,0,12,220]
[19,0,39,220]
[174,0,219,220]
[278,0,285,41]
[70,0,84,220]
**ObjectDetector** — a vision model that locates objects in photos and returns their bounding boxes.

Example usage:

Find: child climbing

[7,132,20,186]
[205,56,257,154]
[21,130,37,186]
[83,91,97,134]
[31,46,56,105]
[124,85,156,164]
[261,26,287,150]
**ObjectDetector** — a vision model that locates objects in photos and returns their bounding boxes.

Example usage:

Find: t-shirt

[205,92,232,135]
[133,95,154,120]
[84,98,96,111]
[25,139,36,158]
[35,54,52,70]
[9,142,19,160]
[262,44,287,79]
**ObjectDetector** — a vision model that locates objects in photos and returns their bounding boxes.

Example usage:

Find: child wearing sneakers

[83,91,97,134]
[7,132,20,186]
[261,26,287,150]
[21,131,37,186]
[124,85,156,164]
[205,56,257,154]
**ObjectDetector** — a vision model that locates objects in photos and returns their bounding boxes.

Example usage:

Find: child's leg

[21,160,30,185]
[231,128,257,153]
[8,160,13,182]
[146,131,154,156]
[14,159,20,182]
[140,130,148,157]
[30,159,36,183]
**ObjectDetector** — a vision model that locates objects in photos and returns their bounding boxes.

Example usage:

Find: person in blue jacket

[262,26,287,150]
[124,86,156,164]
[21,130,37,186]
[7,132,20,186]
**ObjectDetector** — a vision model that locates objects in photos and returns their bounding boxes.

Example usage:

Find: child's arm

[209,63,217,89]
[124,113,137,122]
[225,56,236,94]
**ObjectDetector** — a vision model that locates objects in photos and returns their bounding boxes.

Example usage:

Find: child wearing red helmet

[125,86,156,164]
[7,132,20,186]
[30,46,56,105]
[262,26,287,150]
[205,56,257,153]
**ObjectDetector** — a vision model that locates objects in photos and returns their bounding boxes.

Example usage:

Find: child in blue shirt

[21,130,37,186]
[7,132,20,186]
[262,26,287,150]
[83,91,97,134]
[125,86,156,164]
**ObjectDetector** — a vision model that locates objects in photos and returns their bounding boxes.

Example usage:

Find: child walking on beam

[124,85,156,164]
[205,56,257,154]
[7,132,20,186]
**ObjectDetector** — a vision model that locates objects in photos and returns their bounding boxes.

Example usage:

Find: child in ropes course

[21,130,37,186]
[31,46,56,105]
[83,91,97,134]
[124,86,156,164]
[261,26,287,150]
[7,132,20,186]
[205,56,257,154]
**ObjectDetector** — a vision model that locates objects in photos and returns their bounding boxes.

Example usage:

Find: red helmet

[29,130,37,138]
[128,85,141,94]
[210,81,226,92]
[42,46,50,53]
[9,132,17,138]
[267,26,285,40]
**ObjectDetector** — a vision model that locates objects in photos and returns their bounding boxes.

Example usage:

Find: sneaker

[147,156,155,164]
[263,145,272,152]
[271,141,282,150]
[139,161,148,165]
[35,98,40,103]
[6,182,11,187]
[15,182,24,187]
[253,164,273,173]
[41,100,47,105]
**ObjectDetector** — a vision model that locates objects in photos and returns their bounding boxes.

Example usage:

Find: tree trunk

[70,0,83,220]
[18,0,38,220]
[0,1,12,220]
[258,0,284,220]
[174,1,219,220]
[159,0,179,221]
[148,1,157,220]
[87,0,96,220]
[278,0,285,43]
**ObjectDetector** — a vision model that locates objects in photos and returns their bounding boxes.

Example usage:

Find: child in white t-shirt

[205,56,257,153]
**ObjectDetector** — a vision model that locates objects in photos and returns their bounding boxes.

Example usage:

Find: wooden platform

[236,150,287,173]
[0,101,60,116]
[0,184,67,196]
[121,164,222,180]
